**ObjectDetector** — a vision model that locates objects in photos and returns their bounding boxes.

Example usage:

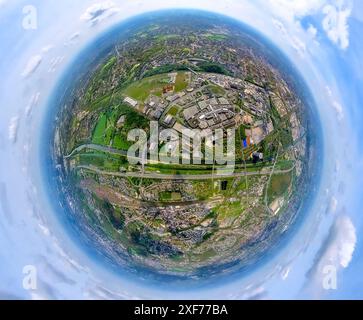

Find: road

[65,144,129,159]
[76,165,294,180]
[64,143,281,169]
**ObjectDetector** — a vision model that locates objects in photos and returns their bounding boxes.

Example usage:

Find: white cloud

[281,265,291,280]
[324,216,356,268]
[41,45,54,53]
[228,285,267,300]
[332,100,344,120]
[290,35,307,55]
[307,24,318,37]
[70,32,80,40]
[84,285,136,300]
[268,0,351,50]
[322,4,351,49]
[303,215,356,297]
[328,196,338,213]
[80,1,120,25]
[48,56,64,73]
[25,92,40,117]
[272,19,306,56]
[268,0,325,20]
[326,85,344,120]
[308,215,356,282]
[38,223,50,236]
[8,116,19,143]
[64,33,81,46]
[21,54,42,78]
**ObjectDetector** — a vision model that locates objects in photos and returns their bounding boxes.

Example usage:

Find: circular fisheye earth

[45,10,320,283]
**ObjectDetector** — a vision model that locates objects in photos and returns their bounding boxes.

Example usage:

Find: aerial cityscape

[3,0,363,302]
[51,12,315,278]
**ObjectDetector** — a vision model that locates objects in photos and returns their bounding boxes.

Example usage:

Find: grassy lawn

[123,71,189,102]
[156,34,180,41]
[216,200,245,222]
[167,105,180,116]
[275,160,295,170]
[123,74,170,101]
[79,153,105,167]
[159,191,182,202]
[267,172,292,201]
[193,248,217,262]
[92,104,149,150]
[232,178,248,193]
[78,150,128,170]
[175,72,189,92]
[208,84,226,96]
[145,166,215,175]
[203,33,228,41]
[92,114,107,145]
[101,56,117,74]
[193,181,215,200]
[112,135,130,150]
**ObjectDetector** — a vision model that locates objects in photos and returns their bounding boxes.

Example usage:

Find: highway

[64,143,284,170]
[76,165,294,180]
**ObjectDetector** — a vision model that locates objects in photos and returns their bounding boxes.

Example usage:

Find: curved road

[65,144,129,159]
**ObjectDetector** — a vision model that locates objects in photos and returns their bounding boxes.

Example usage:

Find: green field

[101,56,117,74]
[159,191,182,202]
[167,105,180,116]
[216,200,246,222]
[156,34,180,41]
[78,150,128,171]
[122,72,189,102]
[193,181,215,200]
[204,33,228,41]
[208,84,226,96]
[267,172,292,201]
[91,104,149,150]
[123,74,169,101]
[92,114,108,145]
[174,72,189,92]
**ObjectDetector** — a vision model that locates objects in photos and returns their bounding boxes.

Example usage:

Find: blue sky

[0,0,362,299]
